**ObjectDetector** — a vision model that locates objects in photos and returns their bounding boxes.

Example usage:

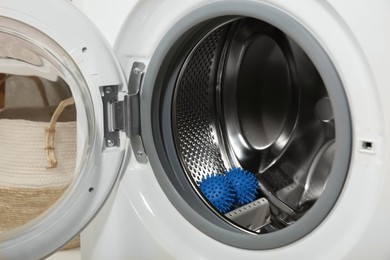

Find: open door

[0,0,130,258]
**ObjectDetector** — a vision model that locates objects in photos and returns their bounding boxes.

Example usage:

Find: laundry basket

[0,74,79,249]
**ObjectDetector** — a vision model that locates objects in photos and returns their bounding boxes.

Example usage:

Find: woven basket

[0,75,79,250]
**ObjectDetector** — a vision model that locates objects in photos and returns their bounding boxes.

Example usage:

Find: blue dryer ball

[198,173,236,214]
[225,168,259,206]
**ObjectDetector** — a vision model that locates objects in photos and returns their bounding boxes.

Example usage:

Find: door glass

[0,17,91,248]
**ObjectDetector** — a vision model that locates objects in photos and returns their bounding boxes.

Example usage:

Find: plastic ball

[225,168,259,206]
[198,173,236,214]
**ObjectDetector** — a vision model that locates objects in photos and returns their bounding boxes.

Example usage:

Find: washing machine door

[0,0,132,259]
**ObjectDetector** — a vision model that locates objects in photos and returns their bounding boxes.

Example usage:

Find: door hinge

[101,62,147,163]
[101,84,128,148]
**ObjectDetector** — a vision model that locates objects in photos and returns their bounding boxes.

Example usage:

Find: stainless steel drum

[171,18,337,232]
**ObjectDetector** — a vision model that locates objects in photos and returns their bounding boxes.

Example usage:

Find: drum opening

[171,17,336,233]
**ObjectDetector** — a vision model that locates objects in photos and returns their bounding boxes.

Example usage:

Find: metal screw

[136,150,143,157]
[107,139,114,147]
[133,68,142,75]
[105,87,112,94]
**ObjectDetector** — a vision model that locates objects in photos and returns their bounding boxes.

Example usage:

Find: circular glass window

[0,17,93,250]
[152,15,351,249]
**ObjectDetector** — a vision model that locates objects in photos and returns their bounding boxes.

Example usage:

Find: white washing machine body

[0,0,389,259]
[81,0,390,259]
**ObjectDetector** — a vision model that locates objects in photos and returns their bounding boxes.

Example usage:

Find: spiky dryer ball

[225,168,259,206]
[198,173,236,214]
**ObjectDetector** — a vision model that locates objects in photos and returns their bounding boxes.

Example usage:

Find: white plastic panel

[80,0,139,46]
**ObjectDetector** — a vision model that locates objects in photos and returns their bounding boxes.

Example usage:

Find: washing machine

[0,0,389,259]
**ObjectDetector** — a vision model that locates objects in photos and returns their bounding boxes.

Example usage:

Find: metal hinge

[101,62,147,163]
[101,84,128,147]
